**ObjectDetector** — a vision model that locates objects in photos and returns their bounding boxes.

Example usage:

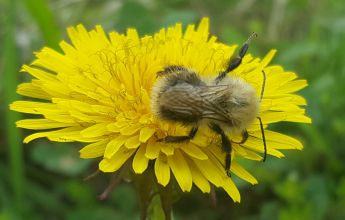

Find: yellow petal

[188,159,210,193]
[16,82,51,100]
[260,49,276,68]
[42,112,75,123]
[23,127,101,143]
[33,47,74,74]
[79,139,108,158]
[16,119,73,130]
[251,130,303,150]
[265,72,297,93]
[184,23,196,40]
[91,105,117,117]
[268,149,285,158]
[236,148,262,161]
[222,178,241,203]
[191,134,211,148]
[126,28,140,45]
[139,127,155,142]
[278,80,308,94]
[261,97,306,112]
[140,88,151,107]
[125,135,141,149]
[67,24,87,49]
[104,135,128,159]
[22,130,60,143]
[167,150,192,192]
[139,113,152,124]
[68,110,109,123]
[154,154,170,186]
[21,65,57,81]
[99,148,136,172]
[241,138,285,158]
[180,143,208,160]
[10,101,57,114]
[59,40,77,57]
[145,141,161,159]
[132,145,149,174]
[65,99,95,114]
[161,144,175,156]
[231,161,257,184]
[192,157,223,187]
[260,110,311,124]
[80,123,112,137]
[113,120,129,128]
[107,123,121,132]
[120,124,142,135]
[196,17,209,42]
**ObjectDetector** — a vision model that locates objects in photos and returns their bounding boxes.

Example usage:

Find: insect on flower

[10,18,311,202]
[151,33,267,177]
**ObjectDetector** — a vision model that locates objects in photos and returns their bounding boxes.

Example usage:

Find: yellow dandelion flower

[10,17,311,203]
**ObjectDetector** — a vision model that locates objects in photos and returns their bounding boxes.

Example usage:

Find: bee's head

[217,77,260,132]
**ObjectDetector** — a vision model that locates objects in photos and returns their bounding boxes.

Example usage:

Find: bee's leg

[232,129,249,144]
[158,127,198,143]
[209,123,232,177]
[215,32,257,83]
[157,65,190,77]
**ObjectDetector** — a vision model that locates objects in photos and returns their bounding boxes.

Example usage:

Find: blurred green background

[1,0,345,219]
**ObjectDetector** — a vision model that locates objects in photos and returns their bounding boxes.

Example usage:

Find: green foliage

[30,143,90,176]
[1,0,344,219]
[23,0,61,49]
[1,0,23,215]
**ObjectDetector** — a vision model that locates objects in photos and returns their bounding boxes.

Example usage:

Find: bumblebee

[151,33,266,176]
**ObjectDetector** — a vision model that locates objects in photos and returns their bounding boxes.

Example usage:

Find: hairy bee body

[151,66,260,133]
[150,33,266,176]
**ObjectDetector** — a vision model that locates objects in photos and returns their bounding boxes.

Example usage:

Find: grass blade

[3,0,23,213]
[24,0,61,49]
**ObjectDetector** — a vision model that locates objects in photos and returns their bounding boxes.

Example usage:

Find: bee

[151,33,267,176]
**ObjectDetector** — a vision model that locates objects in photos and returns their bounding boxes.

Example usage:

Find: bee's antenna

[245,32,258,45]
[260,70,266,102]
[257,116,267,162]
[215,32,258,83]
[239,32,258,59]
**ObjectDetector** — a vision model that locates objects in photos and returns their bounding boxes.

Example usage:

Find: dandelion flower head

[10,18,311,202]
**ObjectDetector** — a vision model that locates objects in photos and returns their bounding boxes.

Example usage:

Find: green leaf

[23,0,61,49]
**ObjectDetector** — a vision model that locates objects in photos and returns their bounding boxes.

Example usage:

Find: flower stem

[134,167,175,220]
[158,183,173,220]
[134,170,155,220]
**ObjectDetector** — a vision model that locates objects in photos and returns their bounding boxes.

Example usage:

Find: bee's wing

[158,83,205,123]
[158,83,232,124]
[201,85,229,100]
[199,85,232,123]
